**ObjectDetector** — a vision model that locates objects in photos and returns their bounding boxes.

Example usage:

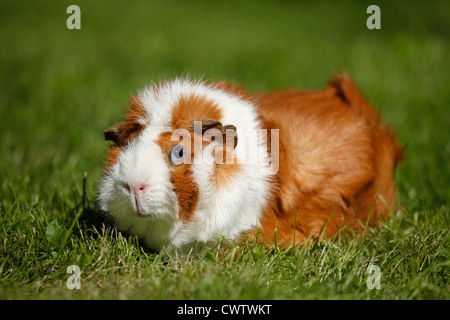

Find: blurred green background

[0,0,449,300]
[1,0,449,210]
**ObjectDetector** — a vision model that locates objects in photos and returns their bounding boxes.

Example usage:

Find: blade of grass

[60,208,83,252]
[362,196,378,241]
[319,201,340,242]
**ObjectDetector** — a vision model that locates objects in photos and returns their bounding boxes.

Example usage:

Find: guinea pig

[98,73,403,254]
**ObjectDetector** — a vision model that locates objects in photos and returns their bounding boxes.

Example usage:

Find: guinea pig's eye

[170,144,185,165]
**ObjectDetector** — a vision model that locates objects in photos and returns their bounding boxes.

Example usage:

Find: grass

[0,0,449,300]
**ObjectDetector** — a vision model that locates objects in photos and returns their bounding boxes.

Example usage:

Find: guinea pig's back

[252,74,402,243]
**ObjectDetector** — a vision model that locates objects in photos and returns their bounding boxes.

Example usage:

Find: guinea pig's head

[98,79,273,254]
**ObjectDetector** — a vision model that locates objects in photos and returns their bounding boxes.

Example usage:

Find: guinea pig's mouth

[129,207,160,219]
[134,211,147,218]
[108,181,178,221]
[125,187,161,218]
[132,197,147,218]
[127,197,176,220]
[130,202,155,218]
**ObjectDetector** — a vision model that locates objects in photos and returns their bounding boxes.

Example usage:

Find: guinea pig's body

[99,73,402,254]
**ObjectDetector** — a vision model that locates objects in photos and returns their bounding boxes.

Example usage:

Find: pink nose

[125,183,148,195]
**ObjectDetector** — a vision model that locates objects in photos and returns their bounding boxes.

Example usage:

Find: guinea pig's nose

[125,183,148,195]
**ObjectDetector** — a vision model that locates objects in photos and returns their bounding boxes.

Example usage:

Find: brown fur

[171,94,222,130]
[170,164,200,222]
[105,145,123,174]
[104,96,147,172]
[251,73,402,246]
[170,93,243,198]
[154,131,199,222]
[156,94,232,222]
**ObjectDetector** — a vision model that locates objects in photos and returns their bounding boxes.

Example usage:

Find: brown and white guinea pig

[98,73,403,254]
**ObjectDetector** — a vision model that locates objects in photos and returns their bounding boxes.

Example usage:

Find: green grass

[0,0,449,300]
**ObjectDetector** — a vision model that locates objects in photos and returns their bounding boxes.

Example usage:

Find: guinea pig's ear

[104,123,122,144]
[104,119,144,146]
[194,119,238,150]
[222,124,238,150]
[199,119,223,134]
